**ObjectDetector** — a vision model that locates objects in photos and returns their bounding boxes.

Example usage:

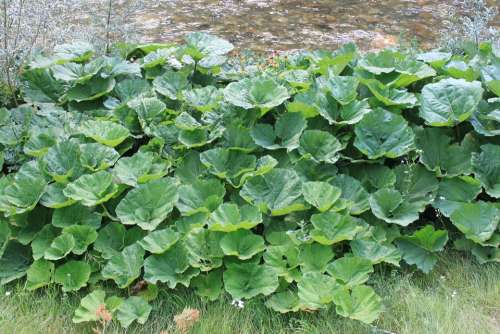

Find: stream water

[128,0,464,51]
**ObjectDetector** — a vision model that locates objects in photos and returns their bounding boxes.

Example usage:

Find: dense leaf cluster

[0,33,499,326]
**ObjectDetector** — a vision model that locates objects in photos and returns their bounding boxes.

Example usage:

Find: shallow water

[126,0,496,51]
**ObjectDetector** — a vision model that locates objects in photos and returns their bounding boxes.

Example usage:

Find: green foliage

[0,34,498,329]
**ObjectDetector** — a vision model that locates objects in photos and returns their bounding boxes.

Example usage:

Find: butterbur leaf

[177,179,226,216]
[331,175,370,215]
[0,221,10,257]
[184,32,234,60]
[200,148,256,185]
[40,183,76,208]
[396,225,448,273]
[220,230,265,260]
[184,86,222,112]
[450,202,499,244]
[0,241,32,284]
[113,151,170,187]
[481,64,500,96]
[433,176,482,217]
[419,78,483,126]
[326,256,374,287]
[79,120,130,147]
[362,79,417,107]
[43,140,83,182]
[265,291,300,313]
[310,212,364,245]
[63,171,119,206]
[185,229,224,271]
[207,203,262,232]
[153,70,190,100]
[415,127,476,177]
[116,178,178,230]
[251,112,307,151]
[54,260,91,292]
[94,222,126,259]
[297,272,338,309]
[79,143,120,171]
[302,181,342,212]
[116,296,152,328]
[354,108,414,159]
[63,225,98,255]
[138,228,180,254]
[369,188,422,226]
[191,269,223,301]
[298,243,334,273]
[240,168,306,216]
[66,76,115,102]
[391,58,436,87]
[470,100,500,137]
[350,239,401,266]
[472,144,500,198]
[22,68,63,104]
[332,285,382,324]
[298,130,343,164]
[52,203,101,229]
[102,243,145,288]
[26,259,54,290]
[357,50,398,74]
[72,290,106,323]
[144,243,198,288]
[54,41,94,62]
[223,263,279,299]
[319,75,359,105]
[44,233,75,260]
[224,76,290,114]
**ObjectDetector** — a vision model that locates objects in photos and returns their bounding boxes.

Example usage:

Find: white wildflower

[5,291,11,296]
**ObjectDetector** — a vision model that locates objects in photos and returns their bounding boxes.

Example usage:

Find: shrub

[0,33,499,328]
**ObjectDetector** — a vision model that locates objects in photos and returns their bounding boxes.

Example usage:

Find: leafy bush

[0,33,499,327]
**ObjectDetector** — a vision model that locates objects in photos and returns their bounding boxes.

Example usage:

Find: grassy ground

[0,252,499,334]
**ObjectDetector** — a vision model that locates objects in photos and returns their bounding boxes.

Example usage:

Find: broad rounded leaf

[419,78,483,126]
[326,256,374,287]
[302,181,342,212]
[332,285,382,324]
[102,243,145,288]
[472,144,500,198]
[54,260,91,292]
[298,130,342,164]
[80,120,130,147]
[116,296,152,328]
[240,168,305,216]
[450,202,499,244]
[354,108,414,159]
[208,203,262,232]
[138,228,180,254]
[116,178,178,230]
[63,171,119,206]
[310,212,364,245]
[223,263,279,299]
[220,230,265,260]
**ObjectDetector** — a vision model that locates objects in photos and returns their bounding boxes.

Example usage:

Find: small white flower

[440,275,446,280]
[5,291,11,296]
[439,196,446,200]
[451,290,457,298]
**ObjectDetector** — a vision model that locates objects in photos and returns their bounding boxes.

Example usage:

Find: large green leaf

[224,77,290,114]
[298,130,342,164]
[240,168,306,216]
[54,260,91,292]
[332,285,382,324]
[26,259,54,290]
[0,241,32,285]
[318,75,359,105]
[72,290,106,323]
[79,143,120,172]
[396,225,448,273]
[251,112,307,151]
[63,225,98,255]
[472,144,500,198]
[223,263,279,299]
[470,99,500,137]
[153,70,190,100]
[63,171,119,206]
[102,243,145,288]
[331,174,370,215]
[177,179,226,216]
[200,148,256,186]
[185,228,224,271]
[481,63,500,96]
[369,188,422,226]
[66,76,115,102]
[220,230,265,260]
[326,256,374,287]
[44,233,75,260]
[419,78,483,126]
[43,140,83,182]
[116,178,178,230]
[302,181,342,212]
[113,151,170,187]
[138,228,180,254]
[415,127,476,177]
[297,272,338,309]
[450,202,499,244]
[116,296,152,328]
[310,212,364,245]
[22,68,64,104]
[79,120,130,147]
[354,108,414,159]
[362,79,417,107]
[207,203,262,232]
[144,243,198,288]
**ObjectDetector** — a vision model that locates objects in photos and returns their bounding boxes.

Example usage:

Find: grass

[0,252,499,334]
